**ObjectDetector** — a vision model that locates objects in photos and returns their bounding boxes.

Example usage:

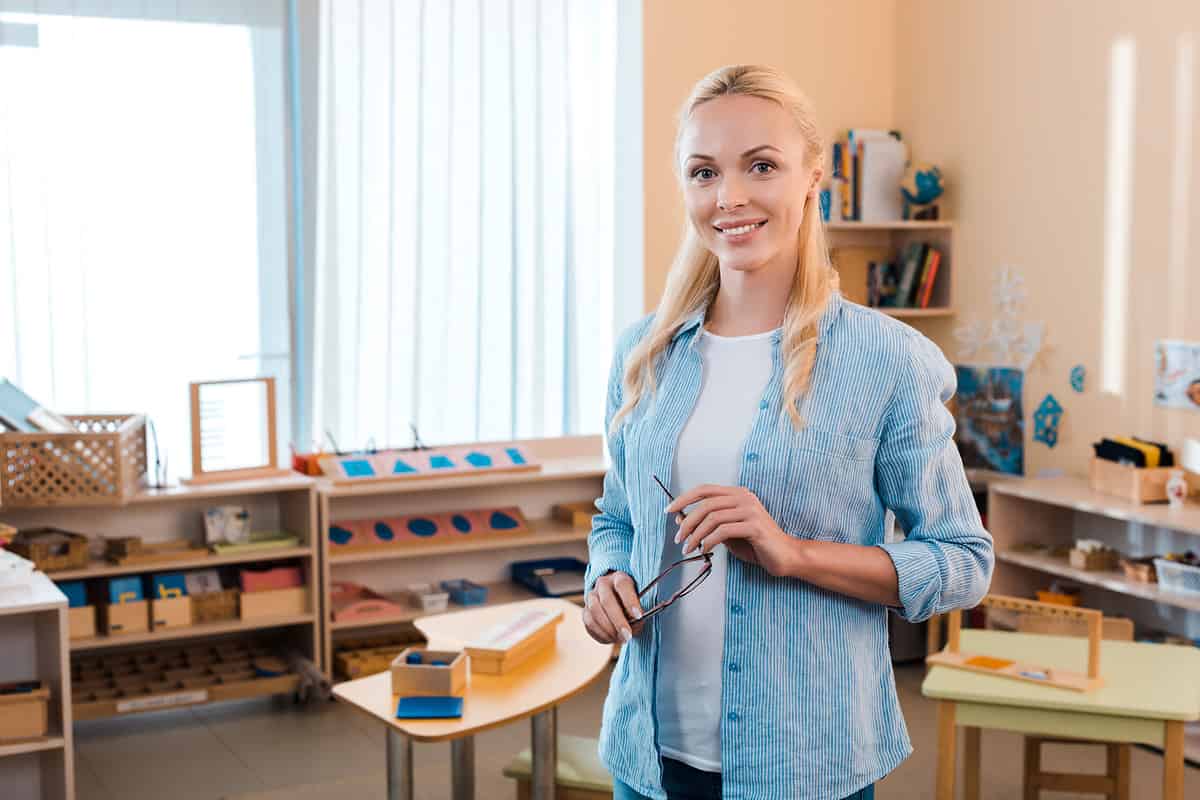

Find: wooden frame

[185,377,291,485]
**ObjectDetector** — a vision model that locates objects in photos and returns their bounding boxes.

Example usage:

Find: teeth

[721,222,762,235]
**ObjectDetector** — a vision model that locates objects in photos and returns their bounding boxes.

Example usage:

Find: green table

[922,629,1200,799]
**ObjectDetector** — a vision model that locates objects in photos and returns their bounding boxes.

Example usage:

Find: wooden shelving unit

[987,474,1200,762]
[826,219,956,319]
[318,435,605,676]
[0,573,73,800]
[330,580,583,632]
[0,476,323,721]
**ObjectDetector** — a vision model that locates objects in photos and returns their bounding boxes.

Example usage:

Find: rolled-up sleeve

[584,332,638,597]
[876,335,994,622]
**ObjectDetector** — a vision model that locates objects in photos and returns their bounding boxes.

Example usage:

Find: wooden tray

[105,539,210,566]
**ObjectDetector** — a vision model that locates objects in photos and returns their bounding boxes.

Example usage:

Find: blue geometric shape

[465,452,492,468]
[57,580,87,608]
[430,455,454,469]
[451,514,472,533]
[329,526,353,546]
[343,459,375,477]
[393,459,417,474]
[374,521,395,541]
[1070,365,1085,393]
[489,511,520,530]
[505,448,526,465]
[396,696,463,719]
[1033,393,1064,448]
[407,518,438,537]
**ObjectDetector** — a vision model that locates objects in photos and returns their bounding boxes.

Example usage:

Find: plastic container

[1154,558,1200,595]
[440,579,488,605]
[510,557,587,598]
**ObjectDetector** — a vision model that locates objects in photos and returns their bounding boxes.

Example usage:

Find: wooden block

[465,608,563,675]
[1068,548,1119,572]
[0,682,50,741]
[390,648,467,697]
[103,600,149,635]
[68,605,96,640]
[240,586,307,620]
[151,596,192,630]
[552,501,598,530]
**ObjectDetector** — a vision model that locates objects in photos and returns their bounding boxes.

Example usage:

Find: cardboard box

[390,648,467,697]
[1088,457,1200,504]
[68,605,96,639]
[0,681,49,741]
[103,599,150,635]
[240,586,307,620]
[151,596,192,630]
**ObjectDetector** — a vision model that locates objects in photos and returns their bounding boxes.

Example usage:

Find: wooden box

[1068,547,1119,572]
[1088,457,1200,504]
[191,589,240,623]
[8,527,89,572]
[1120,557,1158,583]
[0,414,147,507]
[0,681,50,741]
[103,600,150,635]
[68,605,97,640]
[465,607,563,675]
[390,648,467,697]
[551,500,598,530]
[151,596,193,630]
[240,586,307,620]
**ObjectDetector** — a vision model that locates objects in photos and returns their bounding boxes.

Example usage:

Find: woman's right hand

[583,571,644,644]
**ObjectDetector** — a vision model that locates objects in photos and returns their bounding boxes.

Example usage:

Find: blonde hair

[611,64,838,433]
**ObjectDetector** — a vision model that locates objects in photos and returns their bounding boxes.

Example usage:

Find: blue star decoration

[1033,394,1064,448]
[1070,365,1085,393]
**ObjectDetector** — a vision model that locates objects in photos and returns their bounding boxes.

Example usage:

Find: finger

[663,483,740,515]
[682,509,744,554]
[596,581,635,643]
[610,572,644,621]
[673,495,740,544]
[696,523,752,554]
[583,593,617,643]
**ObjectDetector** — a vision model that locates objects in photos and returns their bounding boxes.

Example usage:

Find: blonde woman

[583,65,993,800]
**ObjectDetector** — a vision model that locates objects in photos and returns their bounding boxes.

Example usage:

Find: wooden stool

[503,734,613,800]
[1023,737,1130,799]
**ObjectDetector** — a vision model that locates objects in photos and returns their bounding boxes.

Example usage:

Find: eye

[751,161,776,175]
[690,166,716,181]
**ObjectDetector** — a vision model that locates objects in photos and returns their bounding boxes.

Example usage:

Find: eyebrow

[684,144,782,164]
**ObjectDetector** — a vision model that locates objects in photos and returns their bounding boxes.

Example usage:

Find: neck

[705,250,797,337]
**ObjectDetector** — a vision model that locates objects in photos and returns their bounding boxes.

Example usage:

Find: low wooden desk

[922,629,1200,799]
[333,598,611,800]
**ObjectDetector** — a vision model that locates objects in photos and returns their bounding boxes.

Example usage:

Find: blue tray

[439,579,488,605]
[510,557,587,598]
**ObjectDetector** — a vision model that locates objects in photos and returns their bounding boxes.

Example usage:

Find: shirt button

[759,400,768,410]
[728,662,739,673]
[727,711,739,722]
[746,452,759,462]
[730,604,743,615]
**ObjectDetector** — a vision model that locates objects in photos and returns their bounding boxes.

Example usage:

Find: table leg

[1164,720,1184,800]
[936,701,957,800]
[964,726,981,800]
[927,613,944,657]
[531,706,558,800]
[386,729,413,800]
[451,736,475,800]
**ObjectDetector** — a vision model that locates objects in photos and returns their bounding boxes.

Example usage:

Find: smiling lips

[714,219,767,241]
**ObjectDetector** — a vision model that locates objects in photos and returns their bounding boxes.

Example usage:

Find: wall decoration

[328,506,530,554]
[953,267,1046,371]
[1033,394,1064,448]
[1070,365,1086,393]
[318,444,539,484]
[952,366,1024,475]
[1153,340,1200,411]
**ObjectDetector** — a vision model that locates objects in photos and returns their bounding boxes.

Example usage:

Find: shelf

[70,612,316,651]
[0,735,66,758]
[826,220,954,231]
[48,545,313,581]
[331,580,583,631]
[880,307,954,319]
[130,474,316,505]
[0,573,67,617]
[329,517,588,565]
[321,455,608,499]
[991,476,1200,536]
[997,550,1200,613]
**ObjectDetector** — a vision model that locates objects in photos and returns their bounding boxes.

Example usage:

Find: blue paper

[57,580,87,608]
[1033,394,1064,448]
[396,696,463,719]
[1069,365,1085,393]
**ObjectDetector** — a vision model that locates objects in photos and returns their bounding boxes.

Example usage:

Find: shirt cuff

[878,540,944,623]
[584,550,631,598]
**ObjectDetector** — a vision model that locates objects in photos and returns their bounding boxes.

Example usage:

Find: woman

[583,65,993,800]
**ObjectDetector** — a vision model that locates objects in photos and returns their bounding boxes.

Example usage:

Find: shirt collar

[670,291,842,345]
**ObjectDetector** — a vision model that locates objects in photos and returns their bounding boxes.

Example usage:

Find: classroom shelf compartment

[997,550,1200,614]
[49,546,313,581]
[0,735,66,759]
[69,612,317,652]
[330,580,582,632]
[328,517,587,565]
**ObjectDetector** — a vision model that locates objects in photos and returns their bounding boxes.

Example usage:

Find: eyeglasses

[636,476,713,621]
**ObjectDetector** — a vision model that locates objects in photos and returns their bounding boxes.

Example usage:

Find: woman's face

[678,94,820,275]
[1188,380,1200,407]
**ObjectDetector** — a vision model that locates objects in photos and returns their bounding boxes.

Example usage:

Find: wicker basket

[0,415,147,508]
[8,527,89,572]
[191,589,240,624]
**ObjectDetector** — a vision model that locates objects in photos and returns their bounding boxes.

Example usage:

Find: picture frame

[184,376,292,485]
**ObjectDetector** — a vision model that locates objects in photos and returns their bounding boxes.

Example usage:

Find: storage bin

[1154,558,1200,595]
[7,527,89,572]
[0,414,147,507]
[405,583,449,612]
[103,600,149,635]
[68,605,97,639]
[440,579,488,605]
[240,585,307,619]
[390,647,467,697]
[151,596,192,630]
[0,681,50,741]
[1088,457,1199,504]
[511,557,587,598]
[191,589,240,623]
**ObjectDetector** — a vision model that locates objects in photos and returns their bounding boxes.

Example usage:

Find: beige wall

[895,0,1200,477]
[644,0,1200,478]
[642,0,897,309]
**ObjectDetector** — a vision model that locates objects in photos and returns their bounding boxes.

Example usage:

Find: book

[858,136,907,222]
[918,248,942,308]
[0,378,72,433]
[896,242,928,307]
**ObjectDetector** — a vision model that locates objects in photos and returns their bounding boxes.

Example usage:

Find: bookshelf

[826,220,956,318]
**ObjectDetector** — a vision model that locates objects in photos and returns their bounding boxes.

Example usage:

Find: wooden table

[333,598,611,800]
[922,629,1200,799]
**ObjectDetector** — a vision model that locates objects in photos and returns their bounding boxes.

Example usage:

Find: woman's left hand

[665,484,798,577]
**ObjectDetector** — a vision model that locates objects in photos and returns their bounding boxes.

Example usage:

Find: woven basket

[0,415,147,508]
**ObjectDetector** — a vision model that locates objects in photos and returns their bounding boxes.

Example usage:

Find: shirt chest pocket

[783,427,881,543]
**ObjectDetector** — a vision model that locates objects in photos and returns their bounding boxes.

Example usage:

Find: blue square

[152,572,188,599]
[57,580,87,608]
[108,576,144,604]
[342,459,375,477]
[395,696,463,719]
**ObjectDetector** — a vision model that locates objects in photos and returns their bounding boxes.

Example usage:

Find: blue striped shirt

[585,292,994,800]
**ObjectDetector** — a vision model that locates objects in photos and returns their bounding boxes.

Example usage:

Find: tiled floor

[73,662,1197,800]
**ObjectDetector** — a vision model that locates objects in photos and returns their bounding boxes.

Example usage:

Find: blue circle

[329,526,353,545]
[451,515,472,533]
[489,511,520,530]
[407,518,438,537]
[374,522,394,541]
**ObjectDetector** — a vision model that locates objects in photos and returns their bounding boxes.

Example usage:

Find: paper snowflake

[993,266,1028,317]
[1070,365,1085,393]
[954,320,988,360]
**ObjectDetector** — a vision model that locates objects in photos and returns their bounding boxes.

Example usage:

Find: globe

[901,163,944,206]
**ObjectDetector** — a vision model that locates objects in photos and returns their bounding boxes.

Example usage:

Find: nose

[716,174,747,212]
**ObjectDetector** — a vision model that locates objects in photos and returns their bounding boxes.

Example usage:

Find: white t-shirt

[655,325,777,772]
